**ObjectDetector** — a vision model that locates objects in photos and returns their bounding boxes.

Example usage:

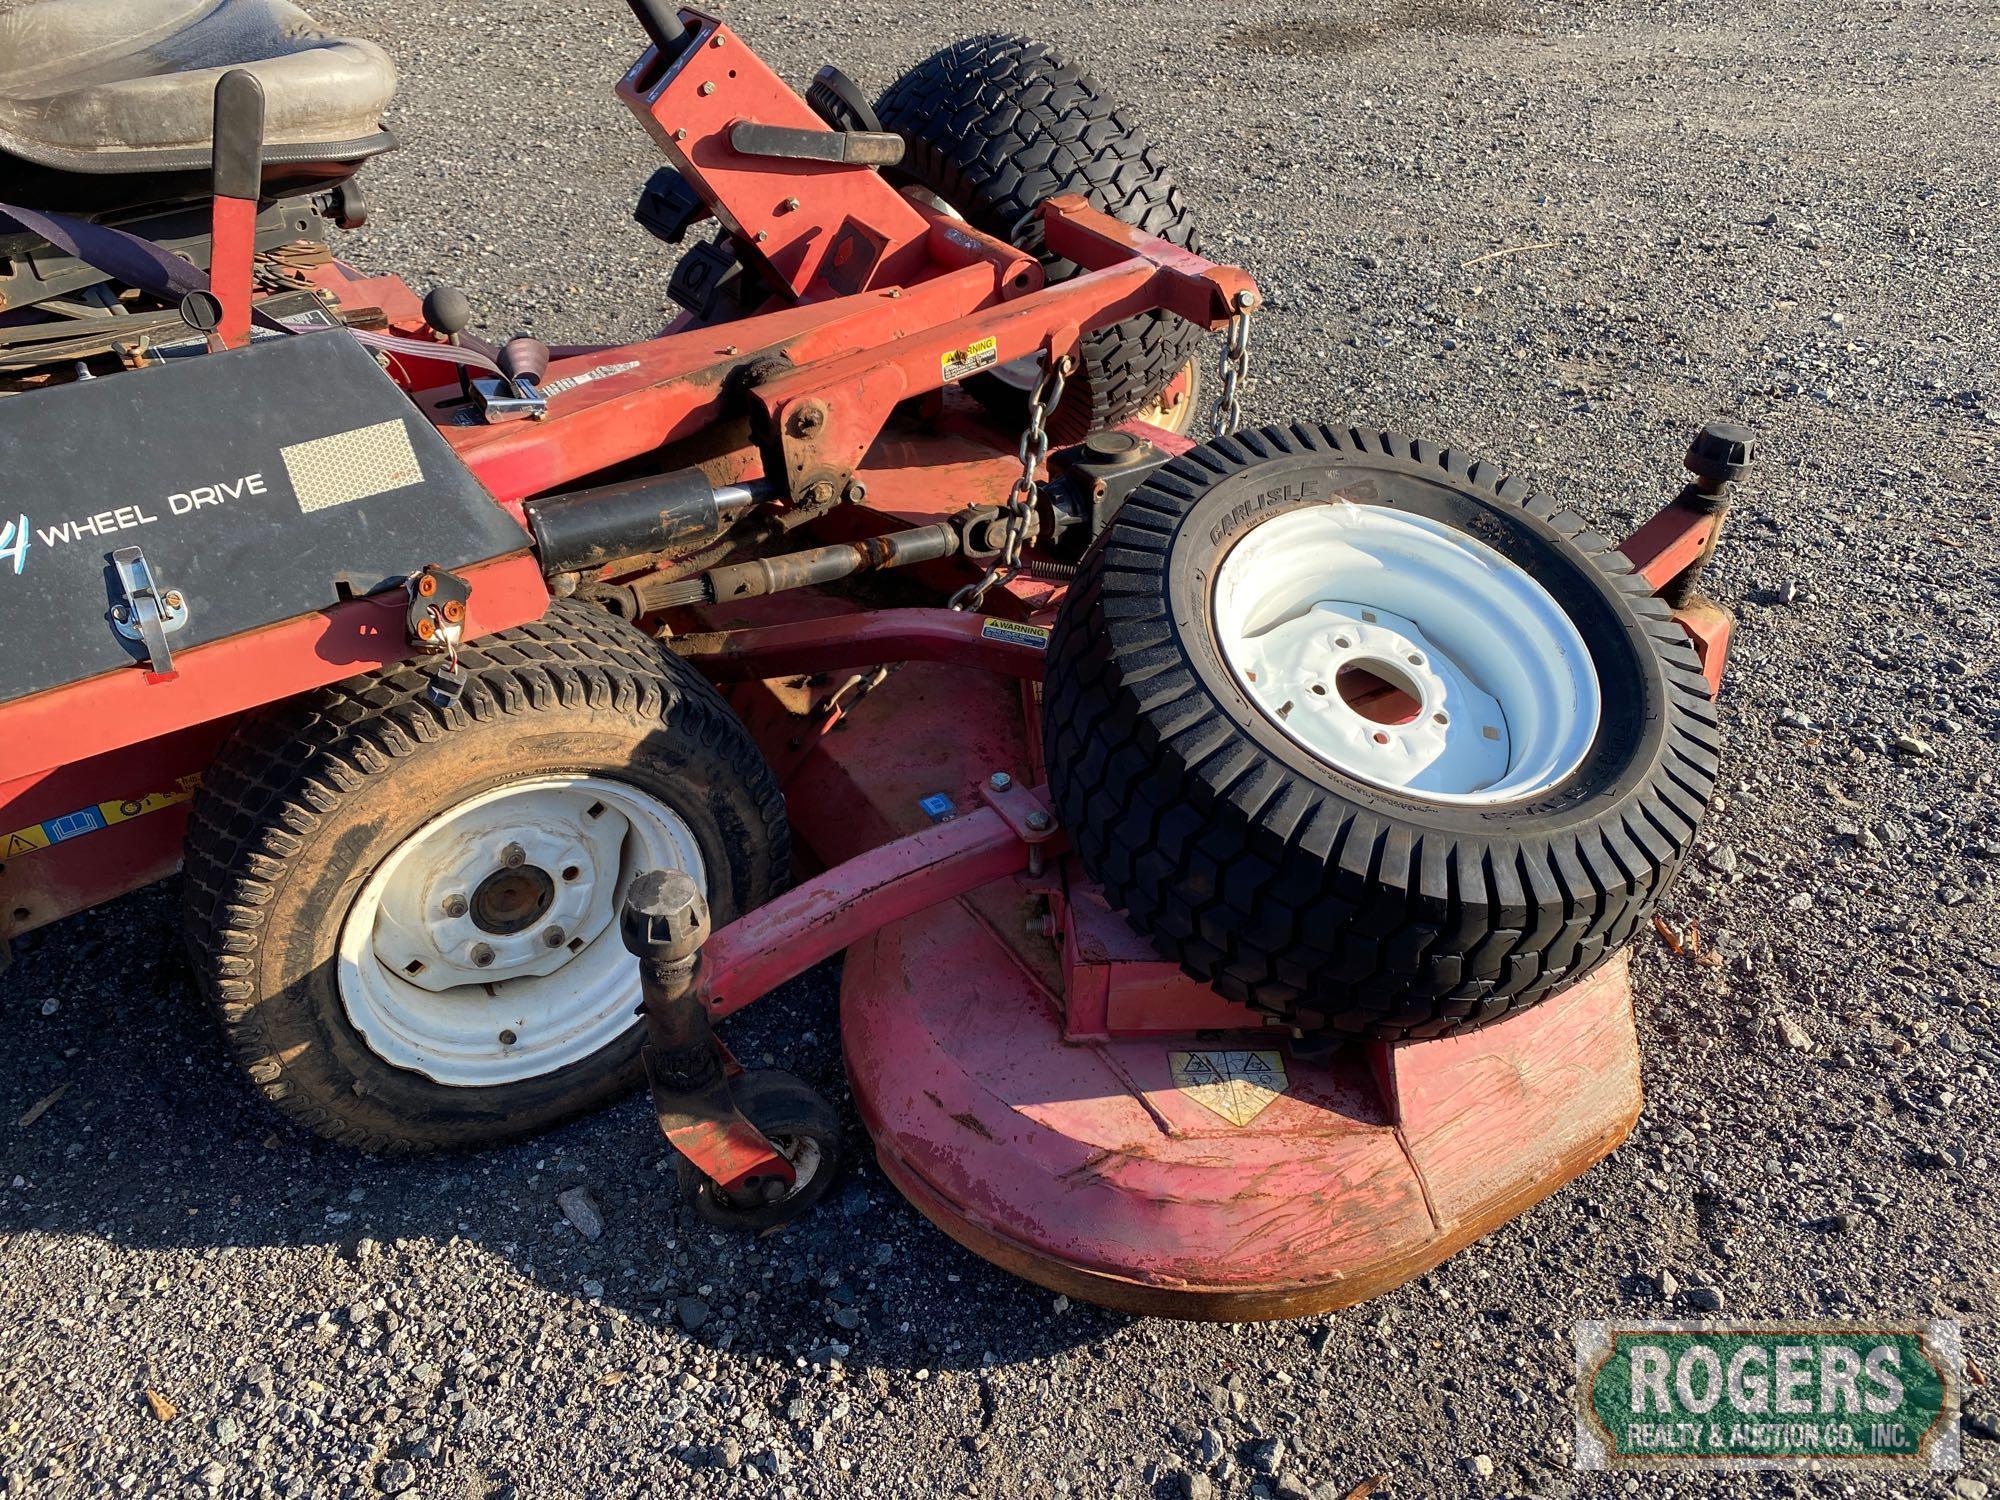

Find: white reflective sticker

[281,418,424,513]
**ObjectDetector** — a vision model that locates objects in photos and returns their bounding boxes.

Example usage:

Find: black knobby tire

[875,34,1205,442]
[677,1070,843,1231]
[1044,424,1722,1039]
[181,600,790,1152]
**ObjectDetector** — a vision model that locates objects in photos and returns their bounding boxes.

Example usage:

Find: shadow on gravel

[0,883,1109,1375]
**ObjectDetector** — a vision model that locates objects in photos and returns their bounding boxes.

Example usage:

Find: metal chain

[1209,299,1255,439]
[809,352,1071,733]
[950,352,1071,613]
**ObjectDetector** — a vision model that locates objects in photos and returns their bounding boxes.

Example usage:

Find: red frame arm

[699,782,1062,1020]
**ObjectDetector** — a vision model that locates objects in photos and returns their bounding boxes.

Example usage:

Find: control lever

[498,336,550,390]
[471,334,552,423]
[628,0,690,60]
[422,285,472,344]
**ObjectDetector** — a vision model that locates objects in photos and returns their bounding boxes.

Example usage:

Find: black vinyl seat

[0,0,397,213]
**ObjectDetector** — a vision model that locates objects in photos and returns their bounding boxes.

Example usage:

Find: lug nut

[543,926,567,948]
[442,893,469,918]
[471,943,496,968]
[501,842,526,868]
[989,771,1013,792]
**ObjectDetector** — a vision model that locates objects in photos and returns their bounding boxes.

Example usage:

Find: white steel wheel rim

[336,775,706,1086]
[1211,503,1602,804]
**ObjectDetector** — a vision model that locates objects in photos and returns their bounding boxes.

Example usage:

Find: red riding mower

[0,0,1751,1316]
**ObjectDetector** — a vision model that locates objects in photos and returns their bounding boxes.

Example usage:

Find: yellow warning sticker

[979,617,1050,649]
[941,335,1000,382]
[1,777,199,859]
[1169,1049,1289,1126]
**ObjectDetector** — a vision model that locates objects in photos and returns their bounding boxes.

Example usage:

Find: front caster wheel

[676,1070,843,1231]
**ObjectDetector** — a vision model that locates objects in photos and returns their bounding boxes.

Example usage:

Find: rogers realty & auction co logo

[1574,1320,1960,1471]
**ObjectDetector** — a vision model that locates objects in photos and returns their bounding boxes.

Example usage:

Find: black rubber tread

[677,1070,843,1231]
[1044,423,1723,1039]
[875,34,1206,442]
[181,599,790,1153]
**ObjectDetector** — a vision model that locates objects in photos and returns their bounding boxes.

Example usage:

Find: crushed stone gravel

[3,0,1996,1496]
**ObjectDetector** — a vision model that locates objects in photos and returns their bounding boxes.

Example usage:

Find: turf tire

[181,600,790,1151]
[875,34,1205,442]
[1044,423,1722,1038]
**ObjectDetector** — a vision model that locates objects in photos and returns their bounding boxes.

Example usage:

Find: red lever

[209,69,264,350]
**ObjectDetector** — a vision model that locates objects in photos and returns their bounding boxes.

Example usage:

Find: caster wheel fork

[621,870,842,1233]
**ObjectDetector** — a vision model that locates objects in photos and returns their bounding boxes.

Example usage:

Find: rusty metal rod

[639,522,959,611]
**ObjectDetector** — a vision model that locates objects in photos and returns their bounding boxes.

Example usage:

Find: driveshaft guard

[0,331,527,706]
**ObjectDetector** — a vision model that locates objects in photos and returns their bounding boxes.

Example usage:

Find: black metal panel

[0,330,527,706]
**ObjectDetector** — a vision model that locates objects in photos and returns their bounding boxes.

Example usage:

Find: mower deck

[710,587,1642,1318]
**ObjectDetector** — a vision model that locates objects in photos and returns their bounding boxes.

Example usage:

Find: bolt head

[1025,810,1052,832]
[470,943,496,968]
[989,771,1013,792]
[442,894,469,919]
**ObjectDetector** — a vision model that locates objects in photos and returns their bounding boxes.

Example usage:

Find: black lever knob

[422,285,472,342]
[621,869,710,963]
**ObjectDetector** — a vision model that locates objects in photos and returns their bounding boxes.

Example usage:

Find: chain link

[950,352,1071,613]
[809,351,1071,731]
[1209,299,1255,440]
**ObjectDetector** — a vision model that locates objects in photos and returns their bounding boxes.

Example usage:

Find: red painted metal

[430,276,995,507]
[1618,497,1721,592]
[1060,883,1268,1041]
[0,553,547,790]
[661,1115,794,1195]
[1040,193,1261,324]
[0,722,227,944]
[1674,598,1734,697]
[209,194,258,348]
[616,13,937,300]
[0,7,1742,1319]
[681,607,1046,684]
[698,788,1060,1021]
[850,909,1641,1319]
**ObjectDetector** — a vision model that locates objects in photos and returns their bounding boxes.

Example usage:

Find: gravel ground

[4,1,1998,1497]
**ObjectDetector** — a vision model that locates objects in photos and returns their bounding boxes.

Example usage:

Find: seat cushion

[0,0,396,173]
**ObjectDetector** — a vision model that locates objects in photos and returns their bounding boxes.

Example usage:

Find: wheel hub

[335,775,706,1086]
[1235,601,1512,795]
[1212,502,1602,803]
[470,864,557,936]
